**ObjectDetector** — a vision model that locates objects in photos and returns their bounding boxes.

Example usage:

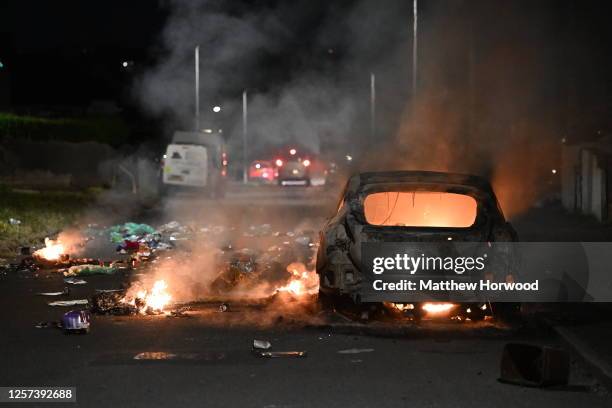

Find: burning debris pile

[91,280,172,315]
[276,262,319,297]
[33,238,65,262]
[18,218,322,324]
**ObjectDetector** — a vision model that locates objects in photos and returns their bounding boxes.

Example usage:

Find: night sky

[1,0,611,137]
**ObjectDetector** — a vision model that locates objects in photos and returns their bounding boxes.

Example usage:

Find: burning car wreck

[316,171,520,321]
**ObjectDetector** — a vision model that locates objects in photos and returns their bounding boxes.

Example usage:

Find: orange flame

[33,238,65,261]
[123,279,172,313]
[276,262,319,296]
[422,302,456,314]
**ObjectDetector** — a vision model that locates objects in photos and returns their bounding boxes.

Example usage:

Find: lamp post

[195,45,200,131]
[242,90,248,184]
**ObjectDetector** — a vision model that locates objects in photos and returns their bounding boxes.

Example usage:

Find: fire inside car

[363,191,478,228]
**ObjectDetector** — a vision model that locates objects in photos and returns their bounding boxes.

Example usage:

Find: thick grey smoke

[135,0,412,156]
[136,0,568,217]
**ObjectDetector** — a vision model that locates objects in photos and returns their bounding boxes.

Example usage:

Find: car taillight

[275,159,283,167]
[302,159,311,167]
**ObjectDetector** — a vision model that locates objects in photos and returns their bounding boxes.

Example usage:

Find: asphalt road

[1,186,610,407]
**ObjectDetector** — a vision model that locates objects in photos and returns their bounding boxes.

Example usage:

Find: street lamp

[212,106,221,113]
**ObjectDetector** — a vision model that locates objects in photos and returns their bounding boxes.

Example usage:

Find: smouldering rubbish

[33,238,65,262]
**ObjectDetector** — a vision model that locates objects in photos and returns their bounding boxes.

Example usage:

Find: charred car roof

[346,171,495,197]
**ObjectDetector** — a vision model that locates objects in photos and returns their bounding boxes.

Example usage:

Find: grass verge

[0,186,97,257]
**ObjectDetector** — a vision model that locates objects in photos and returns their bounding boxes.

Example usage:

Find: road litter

[64,278,87,285]
[62,310,91,333]
[132,351,213,361]
[134,352,178,360]
[38,288,69,296]
[167,307,192,318]
[94,289,124,293]
[253,339,272,350]
[64,264,117,276]
[91,291,136,315]
[109,222,157,243]
[48,299,89,307]
[337,348,375,354]
[8,218,21,225]
[219,302,230,312]
[256,351,307,358]
[35,321,61,329]
[499,343,570,387]
[294,236,312,246]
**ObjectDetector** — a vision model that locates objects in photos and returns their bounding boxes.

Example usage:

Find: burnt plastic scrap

[91,291,137,315]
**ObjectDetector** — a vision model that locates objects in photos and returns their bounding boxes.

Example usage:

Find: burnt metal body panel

[316,171,518,300]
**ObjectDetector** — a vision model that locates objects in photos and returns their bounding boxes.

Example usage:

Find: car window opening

[364,191,477,228]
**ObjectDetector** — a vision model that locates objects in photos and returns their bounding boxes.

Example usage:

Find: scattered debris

[64,278,87,285]
[48,299,89,307]
[294,236,312,246]
[253,339,272,350]
[91,291,136,315]
[64,264,117,277]
[256,351,307,358]
[62,310,91,333]
[219,302,230,312]
[109,222,157,244]
[499,343,570,387]
[133,352,177,360]
[337,348,375,354]
[167,307,191,318]
[8,217,22,225]
[38,288,69,296]
[35,321,61,329]
[33,237,66,262]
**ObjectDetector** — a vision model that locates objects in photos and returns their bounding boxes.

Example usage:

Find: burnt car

[316,171,519,321]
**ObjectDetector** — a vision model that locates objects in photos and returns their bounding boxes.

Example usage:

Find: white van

[161,131,227,197]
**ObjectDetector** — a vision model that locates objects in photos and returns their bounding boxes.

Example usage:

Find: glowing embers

[364,191,477,228]
[421,302,456,315]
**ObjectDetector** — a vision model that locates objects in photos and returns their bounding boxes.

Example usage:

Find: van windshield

[364,191,477,228]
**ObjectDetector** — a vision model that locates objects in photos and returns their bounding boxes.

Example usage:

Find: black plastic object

[500,343,570,387]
